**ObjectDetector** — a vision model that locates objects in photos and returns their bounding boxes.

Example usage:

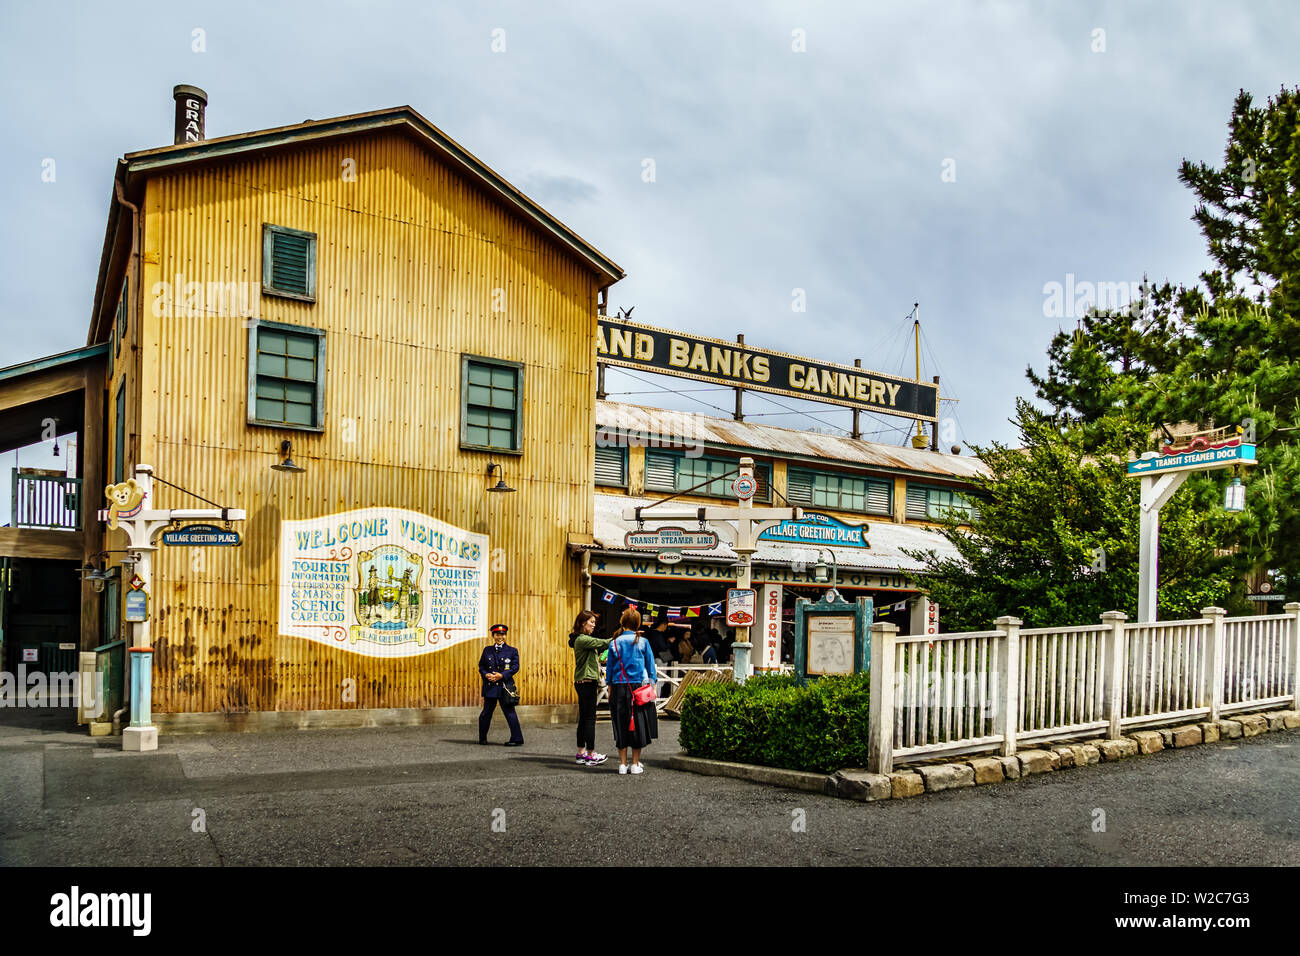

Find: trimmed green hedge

[678,672,871,773]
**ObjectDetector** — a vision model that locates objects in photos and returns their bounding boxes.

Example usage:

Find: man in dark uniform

[478,623,523,746]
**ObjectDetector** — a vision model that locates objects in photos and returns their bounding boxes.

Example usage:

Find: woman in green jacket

[569,609,610,766]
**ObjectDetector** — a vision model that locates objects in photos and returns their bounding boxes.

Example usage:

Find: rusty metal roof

[596,401,989,480]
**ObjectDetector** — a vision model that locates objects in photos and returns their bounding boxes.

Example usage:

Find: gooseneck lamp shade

[1224,477,1246,513]
[271,439,306,473]
[486,462,516,493]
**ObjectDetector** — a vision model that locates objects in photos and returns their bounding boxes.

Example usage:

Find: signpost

[622,457,801,682]
[758,512,868,548]
[793,594,873,684]
[623,527,719,551]
[726,588,756,626]
[99,464,246,751]
[1126,436,1256,622]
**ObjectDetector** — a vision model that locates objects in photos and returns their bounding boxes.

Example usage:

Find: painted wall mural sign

[758,513,869,548]
[278,508,489,657]
[596,317,939,422]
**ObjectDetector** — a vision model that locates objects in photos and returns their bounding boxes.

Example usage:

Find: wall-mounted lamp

[486,462,515,493]
[271,439,306,473]
[78,562,117,593]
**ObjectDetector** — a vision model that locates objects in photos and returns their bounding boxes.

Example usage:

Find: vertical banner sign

[759,584,783,671]
[279,508,489,657]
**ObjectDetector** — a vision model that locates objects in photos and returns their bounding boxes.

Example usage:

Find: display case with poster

[792,594,873,684]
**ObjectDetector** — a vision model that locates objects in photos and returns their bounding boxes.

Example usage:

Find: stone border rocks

[668,708,1300,803]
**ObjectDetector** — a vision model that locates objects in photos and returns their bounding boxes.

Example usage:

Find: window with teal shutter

[787,467,890,515]
[461,355,523,453]
[262,224,317,301]
[246,319,327,430]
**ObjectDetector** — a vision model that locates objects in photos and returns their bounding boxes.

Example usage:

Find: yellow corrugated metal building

[85,101,623,724]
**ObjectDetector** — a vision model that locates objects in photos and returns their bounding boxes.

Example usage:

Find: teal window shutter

[595,444,627,486]
[263,224,317,300]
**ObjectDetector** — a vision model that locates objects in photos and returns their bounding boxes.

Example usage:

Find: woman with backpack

[569,609,609,766]
[606,605,658,774]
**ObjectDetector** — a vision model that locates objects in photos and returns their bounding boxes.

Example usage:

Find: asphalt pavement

[2,707,1298,866]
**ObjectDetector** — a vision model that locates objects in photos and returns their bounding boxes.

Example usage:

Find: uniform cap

[490,623,509,634]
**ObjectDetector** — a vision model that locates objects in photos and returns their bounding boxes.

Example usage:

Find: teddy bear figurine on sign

[104,479,147,530]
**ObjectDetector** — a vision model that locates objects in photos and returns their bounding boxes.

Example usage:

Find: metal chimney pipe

[173,85,208,144]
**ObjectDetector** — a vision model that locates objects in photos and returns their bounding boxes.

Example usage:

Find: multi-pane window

[906,484,979,522]
[262,224,317,301]
[247,321,326,429]
[461,356,523,453]
[787,468,891,515]
[644,452,770,502]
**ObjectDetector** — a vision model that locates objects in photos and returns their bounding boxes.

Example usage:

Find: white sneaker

[618,764,629,774]
[630,763,644,774]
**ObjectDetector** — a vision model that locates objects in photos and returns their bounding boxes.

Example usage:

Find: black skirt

[608,683,658,750]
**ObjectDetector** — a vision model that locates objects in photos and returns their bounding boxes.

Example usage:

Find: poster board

[278,507,489,658]
[793,595,873,684]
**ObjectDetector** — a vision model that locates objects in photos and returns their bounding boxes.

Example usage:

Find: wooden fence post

[993,616,1021,757]
[1286,602,1300,710]
[1202,606,1226,722]
[867,621,898,775]
[1101,611,1127,739]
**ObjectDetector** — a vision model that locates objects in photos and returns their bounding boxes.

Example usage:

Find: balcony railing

[11,470,82,530]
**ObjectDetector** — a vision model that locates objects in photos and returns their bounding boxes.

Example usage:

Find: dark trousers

[575,681,599,750]
[479,697,523,743]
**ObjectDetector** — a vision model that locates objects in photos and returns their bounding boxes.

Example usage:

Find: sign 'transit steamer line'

[596,317,939,423]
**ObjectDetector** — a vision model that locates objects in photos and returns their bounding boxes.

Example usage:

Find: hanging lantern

[1224,477,1246,512]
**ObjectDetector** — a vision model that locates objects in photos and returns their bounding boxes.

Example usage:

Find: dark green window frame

[644,451,771,502]
[906,483,979,523]
[262,224,317,302]
[460,355,523,455]
[113,380,126,484]
[246,319,327,432]
[787,467,892,516]
[114,276,129,355]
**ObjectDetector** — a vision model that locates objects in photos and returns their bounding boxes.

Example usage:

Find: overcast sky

[2,0,1297,451]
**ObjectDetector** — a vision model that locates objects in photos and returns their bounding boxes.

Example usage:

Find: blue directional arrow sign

[1126,443,1256,476]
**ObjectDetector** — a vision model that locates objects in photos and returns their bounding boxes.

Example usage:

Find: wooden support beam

[0,528,85,560]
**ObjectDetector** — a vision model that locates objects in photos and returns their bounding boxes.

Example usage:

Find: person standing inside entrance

[606,606,658,774]
[478,623,523,746]
[569,609,610,766]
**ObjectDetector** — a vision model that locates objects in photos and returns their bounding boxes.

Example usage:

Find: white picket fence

[867,604,1300,774]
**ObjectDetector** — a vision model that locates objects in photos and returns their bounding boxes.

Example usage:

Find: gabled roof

[89,105,625,344]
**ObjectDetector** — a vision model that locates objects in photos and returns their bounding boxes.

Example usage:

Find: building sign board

[758,583,783,670]
[597,317,939,423]
[726,588,757,626]
[162,523,242,546]
[758,512,868,548]
[624,527,720,550]
[278,508,488,658]
[591,555,913,591]
[1126,443,1256,476]
[1246,593,1287,602]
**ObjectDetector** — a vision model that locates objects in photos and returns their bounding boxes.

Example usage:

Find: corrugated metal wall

[133,130,599,713]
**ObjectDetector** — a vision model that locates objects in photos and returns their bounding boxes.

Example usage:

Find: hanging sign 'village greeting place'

[596,317,939,422]
[278,508,489,658]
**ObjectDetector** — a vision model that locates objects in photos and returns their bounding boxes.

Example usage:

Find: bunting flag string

[593,583,731,619]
